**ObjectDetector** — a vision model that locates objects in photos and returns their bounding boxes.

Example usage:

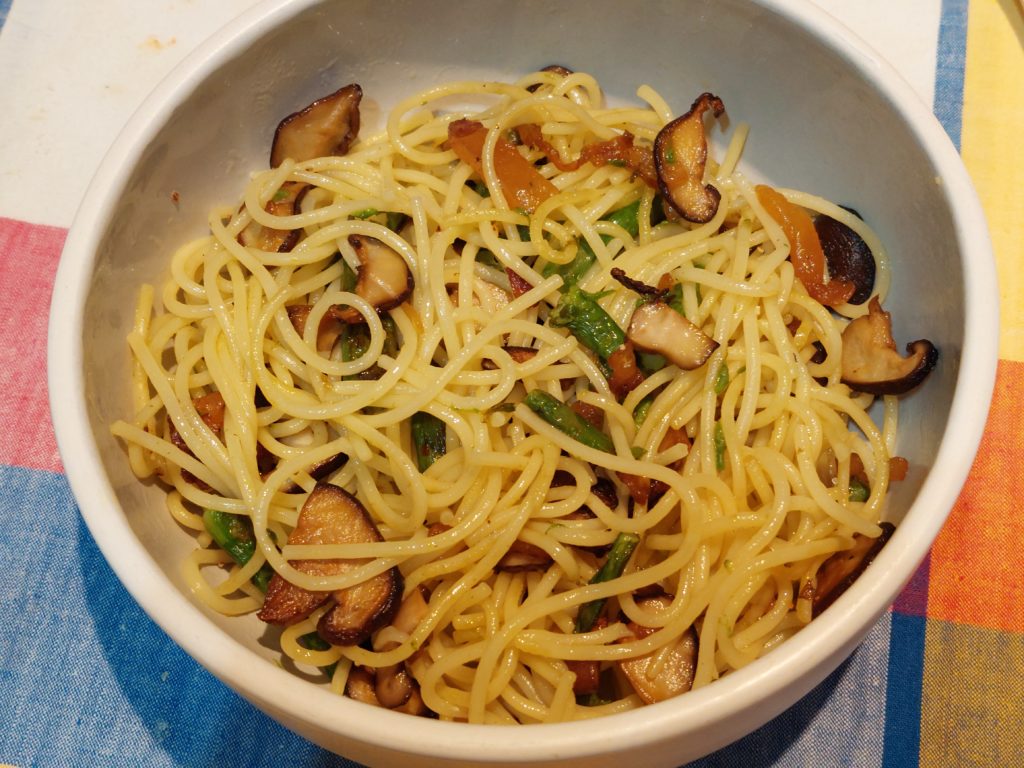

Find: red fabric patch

[927,359,1024,632]
[0,217,67,472]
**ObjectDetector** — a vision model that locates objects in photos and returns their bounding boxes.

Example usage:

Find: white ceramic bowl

[48,0,998,765]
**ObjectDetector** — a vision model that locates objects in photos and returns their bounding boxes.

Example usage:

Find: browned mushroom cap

[653,93,726,223]
[345,666,382,706]
[257,483,403,647]
[811,522,895,617]
[374,662,416,709]
[840,297,937,395]
[331,235,414,324]
[526,64,574,92]
[619,596,698,704]
[287,303,344,356]
[626,301,718,370]
[166,392,226,491]
[270,84,362,167]
[497,540,553,572]
[238,182,310,252]
[273,450,347,494]
[815,212,875,305]
[480,345,538,370]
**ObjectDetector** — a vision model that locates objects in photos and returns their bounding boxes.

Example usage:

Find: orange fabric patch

[927,359,1024,631]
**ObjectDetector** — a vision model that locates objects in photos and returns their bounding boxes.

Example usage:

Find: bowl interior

[55,0,991,765]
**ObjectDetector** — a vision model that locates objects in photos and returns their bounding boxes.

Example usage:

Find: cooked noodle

[112,69,896,724]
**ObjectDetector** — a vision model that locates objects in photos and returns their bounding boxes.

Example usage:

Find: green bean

[714,421,726,471]
[849,478,870,502]
[202,509,274,593]
[575,532,641,632]
[298,631,338,678]
[543,200,641,288]
[523,390,614,454]
[549,285,625,361]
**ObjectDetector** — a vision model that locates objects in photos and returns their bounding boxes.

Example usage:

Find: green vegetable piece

[637,350,667,374]
[575,532,641,632]
[351,207,380,220]
[469,180,491,198]
[202,509,274,593]
[385,211,405,232]
[549,285,625,361]
[412,411,447,471]
[714,421,726,471]
[475,248,502,270]
[542,200,641,288]
[604,199,641,238]
[523,390,614,454]
[340,259,357,291]
[714,364,730,395]
[849,478,870,502]
[298,631,337,677]
[633,394,655,427]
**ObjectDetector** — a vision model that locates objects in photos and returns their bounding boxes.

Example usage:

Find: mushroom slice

[619,596,698,704]
[815,212,875,305]
[257,483,403,648]
[374,662,417,709]
[497,540,553,572]
[840,297,938,395]
[653,93,725,223]
[238,182,310,252]
[345,666,382,707]
[626,301,718,370]
[481,345,538,370]
[812,522,895,617]
[270,84,362,167]
[331,235,414,324]
[276,452,347,494]
[287,303,345,355]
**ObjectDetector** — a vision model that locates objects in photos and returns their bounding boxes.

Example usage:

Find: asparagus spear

[202,509,274,592]
[523,390,614,454]
[575,532,641,632]
[549,285,625,362]
[543,200,641,288]
[298,631,338,677]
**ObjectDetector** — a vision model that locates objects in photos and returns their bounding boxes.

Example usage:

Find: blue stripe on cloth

[876,4,969,765]
[0,0,11,31]
[881,613,928,768]
[0,465,358,768]
[684,614,891,768]
[933,0,970,149]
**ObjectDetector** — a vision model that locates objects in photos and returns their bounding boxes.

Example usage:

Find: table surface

[1,1,1021,766]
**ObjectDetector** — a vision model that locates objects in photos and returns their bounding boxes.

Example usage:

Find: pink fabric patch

[0,217,66,472]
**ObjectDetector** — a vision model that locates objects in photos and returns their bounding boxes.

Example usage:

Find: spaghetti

[112,69,916,724]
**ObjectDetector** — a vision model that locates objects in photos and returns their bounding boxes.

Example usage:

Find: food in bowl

[110,67,936,724]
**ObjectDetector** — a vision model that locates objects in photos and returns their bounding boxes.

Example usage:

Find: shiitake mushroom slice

[270,84,362,167]
[257,482,403,647]
[840,297,937,395]
[331,234,415,323]
[653,93,725,223]
[814,210,875,305]
[811,522,896,617]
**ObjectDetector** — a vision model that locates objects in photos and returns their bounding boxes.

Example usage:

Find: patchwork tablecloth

[1,1,1021,765]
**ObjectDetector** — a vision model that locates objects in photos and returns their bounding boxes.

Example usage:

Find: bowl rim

[48,0,999,761]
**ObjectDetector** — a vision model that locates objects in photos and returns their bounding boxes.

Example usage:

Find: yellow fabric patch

[919,619,1024,767]
[961,1,1024,360]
